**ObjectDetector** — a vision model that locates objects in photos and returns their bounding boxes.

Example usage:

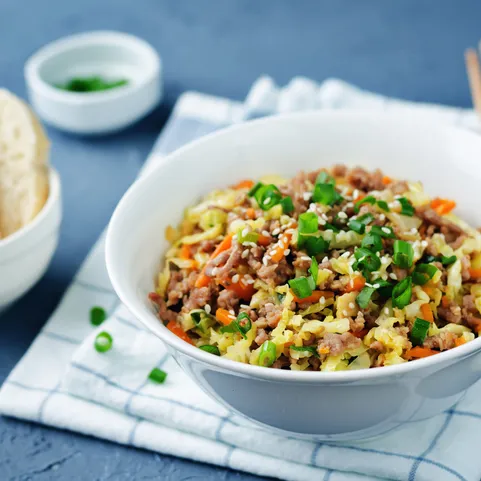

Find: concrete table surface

[1,1,480,479]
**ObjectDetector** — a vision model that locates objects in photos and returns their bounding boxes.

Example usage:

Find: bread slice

[0,89,50,239]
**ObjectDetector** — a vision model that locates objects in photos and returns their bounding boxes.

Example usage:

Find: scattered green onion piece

[258,340,277,367]
[276,292,286,303]
[361,233,383,252]
[440,255,457,266]
[312,183,339,205]
[304,236,329,256]
[324,222,341,233]
[90,306,107,326]
[354,247,382,273]
[410,318,431,346]
[392,276,412,309]
[288,277,313,299]
[356,286,376,309]
[281,196,294,214]
[248,182,263,197]
[393,240,414,268]
[148,367,168,384]
[348,213,374,234]
[237,228,259,244]
[298,212,328,255]
[398,197,415,216]
[190,309,216,333]
[354,195,376,213]
[254,184,282,211]
[376,279,394,298]
[235,312,252,339]
[412,264,439,285]
[290,345,320,358]
[55,76,128,93]
[94,331,113,353]
[309,257,319,284]
[316,171,335,185]
[199,345,220,356]
[370,225,396,239]
[298,212,318,237]
[423,255,437,263]
[377,200,390,212]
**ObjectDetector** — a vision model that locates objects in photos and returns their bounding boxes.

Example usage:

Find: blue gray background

[1,1,480,479]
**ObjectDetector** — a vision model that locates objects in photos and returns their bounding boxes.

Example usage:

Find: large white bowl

[106,111,481,441]
[0,169,61,313]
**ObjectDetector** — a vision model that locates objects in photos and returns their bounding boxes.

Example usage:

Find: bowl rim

[0,168,60,251]
[106,110,481,383]
[24,30,161,106]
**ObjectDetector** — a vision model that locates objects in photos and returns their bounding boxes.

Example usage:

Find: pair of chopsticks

[465,47,481,119]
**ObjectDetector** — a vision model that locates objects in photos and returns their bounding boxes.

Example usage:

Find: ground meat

[155,298,179,323]
[246,245,263,271]
[423,331,457,351]
[332,164,347,177]
[438,302,463,324]
[241,307,258,322]
[293,251,312,271]
[272,355,290,369]
[461,256,471,282]
[350,311,366,332]
[254,328,268,346]
[416,206,465,238]
[389,181,409,195]
[257,302,283,328]
[258,258,293,286]
[392,266,408,281]
[318,332,361,356]
[166,270,198,306]
[205,243,243,282]
[462,295,481,331]
[347,167,384,192]
[182,285,216,312]
[217,288,240,310]
[450,235,466,250]
[280,170,311,215]
[369,341,385,353]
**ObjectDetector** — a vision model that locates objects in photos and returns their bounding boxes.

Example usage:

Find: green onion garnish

[356,286,376,309]
[254,184,282,211]
[377,200,390,212]
[392,276,412,309]
[94,331,113,353]
[258,340,277,367]
[348,213,375,234]
[316,171,335,185]
[148,367,168,384]
[412,264,438,285]
[237,228,259,244]
[248,182,263,197]
[90,306,107,326]
[220,312,252,339]
[410,318,431,346]
[354,195,376,213]
[398,197,415,216]
[281,196,294,214]
[324,222,341,233]
[312,183,338,205]
[309,257,319,284]
[361,233,383,252]
[199,345,220,355]
[353,247,382,274]
[298,212,318,237]
[289,277,313,299]
[190,309,216,333]
[298,212,329,256]
[290,345,320,358]
[393,240,414,268]
[370,225,396,239]
[440,255,457,266]
[55,76,128,93]
[304,236,329,256]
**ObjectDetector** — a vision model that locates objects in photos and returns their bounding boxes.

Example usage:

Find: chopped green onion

[190,309,216,333]
[94,331,113,353]
[199,345,220,356]
[377,200,390,212]
[376,279,394,298]
[237,228,259,244]
[309,257,319,284]
[298,212,318,236]
[281,196,294,214]
[354,195,376,213]
[410,318,431,346]
[220,313,252,339]
[412,264,439,285]
[289,277,313,299]
[90,306,107,326]
[398,197,415,216]
[423,255,436,263]
[324,222,341,233]
[148,367,168,384]
[354,247,382,274]
[312,183,342,205]
[393,240,414,268]
[356,286,376,309]
[298,212,329,255]
[55,76,128,92]
[361,233,383,252]
[440,255,457,266]
[348,213,374,234]
[303,236,329,256]
[253,184,282,211]
[276,292,286,303]
[392,276,412,309]
[248,182,263,197]
[258,340,277,367]
[290,345,320,358]
[316,171,335,185]
[370,225,396,239]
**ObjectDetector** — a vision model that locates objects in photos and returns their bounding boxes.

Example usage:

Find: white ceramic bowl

[0,169,61,313]
[24,31,162,135]
[106,111,481,441]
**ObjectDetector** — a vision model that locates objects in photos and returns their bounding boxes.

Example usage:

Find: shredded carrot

[441,296,450,308]
[353,328,369,339]
[232,179,254,190]
[431,198,456,215]
[166,321,194,345]
[469,268,481,279]
[216,308,234,326]
[382,176,392,185]
[420,303,434,323]
[225,279,256,300]
[405,346,439,359]
[455,337,467,347]
[245,208,256,220]
[284,340,295,348]
[422,285,435,298]
[258,234,271,246]
[270,233,292,263]
[148,292,161,302]
[180,244,192,259]
[195,234,233,288]
[293,290,335,304]
[345,275,366,293]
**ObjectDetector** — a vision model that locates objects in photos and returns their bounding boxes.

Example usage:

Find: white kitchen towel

[1,76,481,481]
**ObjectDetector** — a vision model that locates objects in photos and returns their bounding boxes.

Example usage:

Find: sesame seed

[384,307,390,315]
[247,279,255,284]
[321,213,328,221]
[242,228,249,237]
[381,227,391,235]
[232,274,240,283]
[373,283,380,289]
[262,230,270,237]
[285,228,296,234]
[318,217,326,226]
[353,189,359,199]
[204,304,211,314]
[211,267,218,276]
[342,310,348,316]
[337,211,348,219]
[232,234,238,241]
[262,257,268,266]
[320,296,326,304]
[379,214,386,221]
[381,257,388,265]
[272,228,281,236]
[410,227,417,234]
[284,249,290,256]
[341,251,350,258]
[263,197,271,205]
[322,256,329,263]
[246,242,257,248]
[242,249,249,259]
[389,272,398,280]
[345,202,354,208]
[365,282,373,287]
[301,256,311,261]
[229,309,235,315]
[349,302,355,309]
[240,304,250,309]
[376,252,381,257]
[303,192,312,201]
[421,240,428,248]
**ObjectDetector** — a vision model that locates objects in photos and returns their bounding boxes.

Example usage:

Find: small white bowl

[0,169,61,313]
[24,31,162,135]
[106,111,481,441]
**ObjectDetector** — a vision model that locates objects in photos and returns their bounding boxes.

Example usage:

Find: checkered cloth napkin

[1,76,480,481]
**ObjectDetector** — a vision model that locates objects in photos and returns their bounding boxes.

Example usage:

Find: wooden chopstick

[465,48,481,119]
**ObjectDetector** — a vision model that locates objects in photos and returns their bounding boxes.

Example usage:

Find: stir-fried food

[149,165,481,371]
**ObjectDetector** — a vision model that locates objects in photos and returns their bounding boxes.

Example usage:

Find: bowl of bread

[0,89,61,313]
